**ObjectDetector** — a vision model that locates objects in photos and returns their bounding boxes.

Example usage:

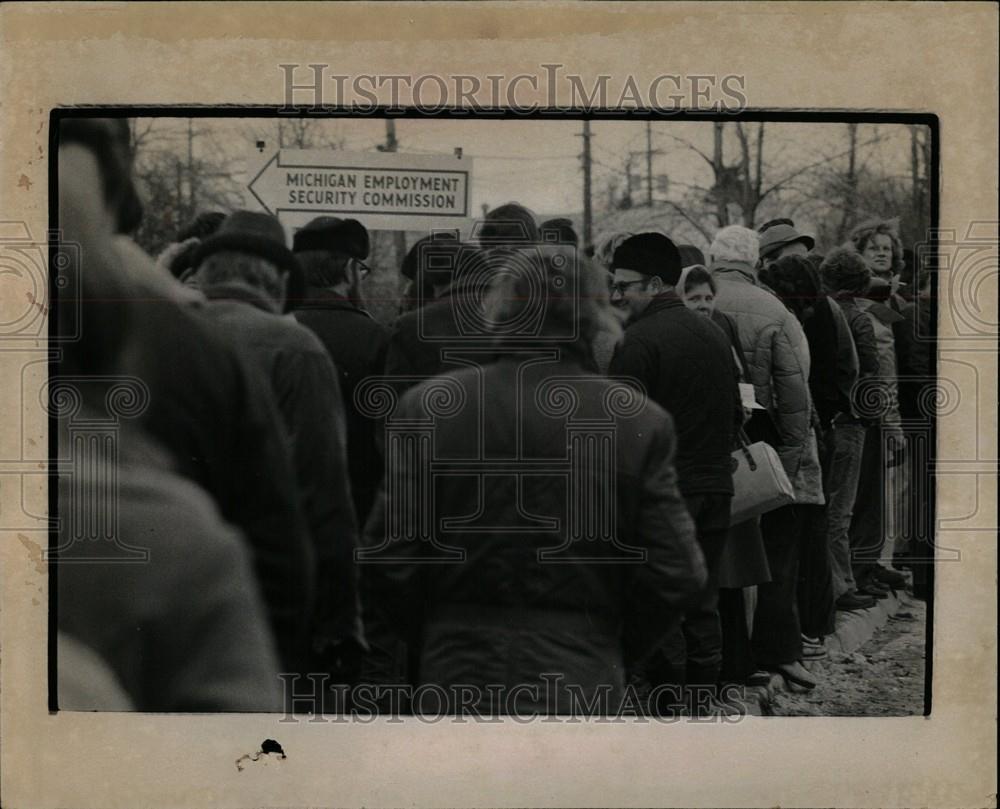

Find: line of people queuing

[55,118,931,716]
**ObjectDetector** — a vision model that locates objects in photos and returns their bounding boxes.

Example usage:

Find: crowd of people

[55,118,932,717]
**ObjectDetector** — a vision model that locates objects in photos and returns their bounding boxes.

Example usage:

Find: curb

[740,587,909,715]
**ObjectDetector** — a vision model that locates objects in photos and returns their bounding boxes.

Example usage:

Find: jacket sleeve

[621,410,706,667]
[769,314,813,480]
[607,334,657,396]
[280,348,365,652]
[162,521,284,712]
[830,298,860,407]
[229,351,316,672]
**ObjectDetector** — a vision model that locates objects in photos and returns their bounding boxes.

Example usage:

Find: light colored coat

[711,260,824,504]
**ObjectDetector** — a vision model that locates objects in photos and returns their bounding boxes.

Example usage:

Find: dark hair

[677,243,706,268]
[819,246,872,297]
[760,254,821,321]
[539,218,578,246]
[296,249,352,289]
[479,202,539,245]
[682,264,716,295]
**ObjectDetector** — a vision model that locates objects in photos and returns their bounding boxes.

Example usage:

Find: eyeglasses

[352,259,372,279]
[609,279,648,295]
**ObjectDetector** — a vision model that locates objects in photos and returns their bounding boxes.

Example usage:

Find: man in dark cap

[383,233,489,395]
[292,216,389,526]
[190,212,365,701]
[608,231,742,715]
[757,219,815,269]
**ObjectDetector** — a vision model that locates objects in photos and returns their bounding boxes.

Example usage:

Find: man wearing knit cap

[609,232,742,716]
[293,216,389,526]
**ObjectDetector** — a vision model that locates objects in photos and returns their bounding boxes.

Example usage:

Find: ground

[771,594,928,716]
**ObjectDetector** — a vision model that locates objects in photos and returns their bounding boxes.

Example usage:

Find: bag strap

[736,428,757,471]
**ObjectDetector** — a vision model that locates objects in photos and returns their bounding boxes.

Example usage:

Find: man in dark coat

[608,232,741,712]
[361,246,706,716]
[58,118,314,673]
[190,212,365,696]
[292,216,389,526]
[382,235,490,394]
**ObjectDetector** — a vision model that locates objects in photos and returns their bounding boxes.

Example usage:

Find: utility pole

[645,121,654,207]
[186,118,197,221]
[580,119,593,249]
[383,119,407,270]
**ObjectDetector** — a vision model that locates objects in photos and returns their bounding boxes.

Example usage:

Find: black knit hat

[611,232,683,285]
[677,243,706,269]
[191,211,303,310]
[292,216,370,260]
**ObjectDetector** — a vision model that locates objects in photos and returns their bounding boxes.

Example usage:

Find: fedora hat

[758,222,815,259]
[191,211,303,311]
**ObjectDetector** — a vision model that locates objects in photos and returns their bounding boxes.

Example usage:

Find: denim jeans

[824,422,866,599]
[649,493,732,689]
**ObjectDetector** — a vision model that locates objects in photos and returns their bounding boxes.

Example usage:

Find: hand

[154,237,200,275]
[886,433,907,468]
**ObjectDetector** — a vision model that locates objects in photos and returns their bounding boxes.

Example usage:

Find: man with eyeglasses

[292,216,389,528]
[608,232,742,716]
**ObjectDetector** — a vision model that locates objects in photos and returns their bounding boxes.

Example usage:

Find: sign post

[247,149,473,235]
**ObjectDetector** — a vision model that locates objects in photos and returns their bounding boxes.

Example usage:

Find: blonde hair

[709,225,760,265]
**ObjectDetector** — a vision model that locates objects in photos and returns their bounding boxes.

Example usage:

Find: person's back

[610,293,738,497]
[119,286,315,672]
[383,275,484,391]
[362,356,706,714]
[295,294,389,523]
[57,427,283,712]
[712,263,811,477]
[202,285,364,654]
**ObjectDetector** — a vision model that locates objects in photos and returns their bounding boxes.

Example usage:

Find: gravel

[771,594,928,716]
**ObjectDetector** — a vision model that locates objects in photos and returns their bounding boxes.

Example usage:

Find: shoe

[773,661,818,689]
[802,639,828,660]
[745,670,772,688]
[859,583,889,600]
[836,591,876,611]
[873,565,908,588]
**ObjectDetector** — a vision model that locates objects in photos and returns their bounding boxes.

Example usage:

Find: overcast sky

[137,116,920,226]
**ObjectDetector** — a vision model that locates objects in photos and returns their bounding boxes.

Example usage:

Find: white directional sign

[248,149,473,233]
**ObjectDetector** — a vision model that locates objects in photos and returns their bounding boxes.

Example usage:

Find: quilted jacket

[710,260,823,504]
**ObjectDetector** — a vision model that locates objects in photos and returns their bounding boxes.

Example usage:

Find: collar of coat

[295,288,374,318]
[202,281,281,315]
[632,290,685,322]
[710,259,758,284]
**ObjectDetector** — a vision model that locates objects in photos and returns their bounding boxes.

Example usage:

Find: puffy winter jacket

[361,354,706,714]
[711,260,821,502]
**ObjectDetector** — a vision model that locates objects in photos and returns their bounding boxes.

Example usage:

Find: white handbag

[729,431,795,524]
